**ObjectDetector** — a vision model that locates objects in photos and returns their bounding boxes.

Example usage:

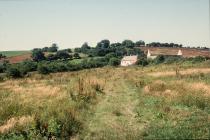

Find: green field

[0,51,31,57]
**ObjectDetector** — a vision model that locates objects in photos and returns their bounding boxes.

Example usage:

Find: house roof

[121,55,138,61]
[142,47,210,58]
[148,49,179,56]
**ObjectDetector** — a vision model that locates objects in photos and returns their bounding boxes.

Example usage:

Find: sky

[0,0,209,51]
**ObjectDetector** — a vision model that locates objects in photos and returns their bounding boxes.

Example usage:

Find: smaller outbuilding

[120,55,138,66]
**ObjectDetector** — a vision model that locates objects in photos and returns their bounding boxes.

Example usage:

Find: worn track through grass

[83,78,143,140]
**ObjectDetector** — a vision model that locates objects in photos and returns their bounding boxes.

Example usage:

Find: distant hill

[140,47,210,58]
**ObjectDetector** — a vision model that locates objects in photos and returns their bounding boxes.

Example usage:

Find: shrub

[48,62,68,72]
[109,57,120,66]
[192,56,206,63]
[154,55,165,64]
[137,58,149,66]
[6,66,22,78]
[164,56,182,64]
[73,53,81,59]
[37,63,50,74]
[18,60,37,75]
[0,64,5,73]
[105,53,116,61]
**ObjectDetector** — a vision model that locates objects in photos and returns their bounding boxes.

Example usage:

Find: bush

[192,56,206,63]
[37,63,50,74]
[19,60,37,75]
[164,56,182,64]
[154,55,165,64]
[105,53,116,61]
[137,58,149,66]
[48,62,68,72]
[6,66,22,78]
[109,57,120,66]
[73,53,81,59]
[0,64,5,73]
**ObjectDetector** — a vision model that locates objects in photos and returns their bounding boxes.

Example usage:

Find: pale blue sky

[0,0,209,51]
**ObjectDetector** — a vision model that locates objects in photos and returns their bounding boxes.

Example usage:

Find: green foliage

[105,52,116,61]
[31,49,46,62]
[191,56,207,63]
[164,56,182,64]
[109,57,120,66]
[96,40,110,49]
[122,40,135,48]
[154,55,165,64]
[137,58,149,66]
[37,63,50,74]
[0,63,5,73]
[55,50,72,60]
[73,53,81,59]
[144,112,209,139]
[48,118,61,137]
[47,43,58,52]
[6,66,22,78]
[19,60,37,75]
[135,40,145,47]
[0,53,6,59]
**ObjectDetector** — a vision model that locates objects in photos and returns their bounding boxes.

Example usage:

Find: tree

[96,40,110,49]
[81,42,91,50]
[47,54,57,61]
[73,53,81,59]
[0,64,4,73]
[74,48,82,53]
[135,40,145,47]
[109,57,120,66]
[56,51,72,60]
[122,40,134,48]
[48,43,58,52]
[31,49,46,62]
[105,53,116,61]
[66,48,72,53]
[42,47,49,52]
[0,53,6,59]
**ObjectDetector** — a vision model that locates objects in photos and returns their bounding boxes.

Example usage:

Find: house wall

[147,55,157,60]
[121,60,136,66]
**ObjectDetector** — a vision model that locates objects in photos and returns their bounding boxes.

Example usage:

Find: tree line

[0,39,209,79]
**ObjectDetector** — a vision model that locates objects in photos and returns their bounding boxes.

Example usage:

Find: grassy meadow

[0,62,210,139]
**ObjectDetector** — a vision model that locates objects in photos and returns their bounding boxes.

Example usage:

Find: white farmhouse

[121,55,138,66]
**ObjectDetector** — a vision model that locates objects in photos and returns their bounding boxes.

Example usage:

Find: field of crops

[0,51,31,57]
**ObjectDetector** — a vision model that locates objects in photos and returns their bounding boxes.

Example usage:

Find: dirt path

[147,68,210,77]
[83,79,143,140]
